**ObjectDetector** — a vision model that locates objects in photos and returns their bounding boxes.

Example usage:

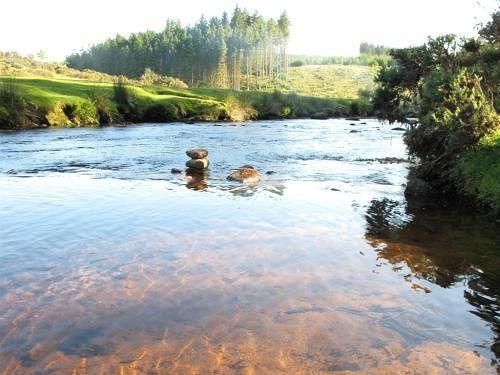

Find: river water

[0,119,498,374]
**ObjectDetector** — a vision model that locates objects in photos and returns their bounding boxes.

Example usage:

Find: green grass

[280,64,375,99]
[0,75,363,128]
[455,130,500,213]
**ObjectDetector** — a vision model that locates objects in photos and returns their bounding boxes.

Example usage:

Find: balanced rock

[186,149,208,159]
[227,166,261,183]
[186,158,209,170]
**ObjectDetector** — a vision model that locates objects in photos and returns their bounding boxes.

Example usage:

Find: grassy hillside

[0,76,364,129]
[282,64,375,99]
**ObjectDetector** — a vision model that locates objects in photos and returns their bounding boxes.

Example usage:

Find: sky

[0,0,497,61]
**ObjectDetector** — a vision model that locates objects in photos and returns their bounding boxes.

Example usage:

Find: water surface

[0,120,498,374]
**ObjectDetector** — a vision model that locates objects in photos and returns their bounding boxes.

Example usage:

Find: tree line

[66,8,290,90]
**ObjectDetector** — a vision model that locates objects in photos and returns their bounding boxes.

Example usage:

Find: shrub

[224,94,257,121]
[143,103,180,122]
[46,103,72,127]
[290,60,304,67]
[140,68,189,89]
[0,79,42,128]
[91,92,119,124]
[63,100,99,127]
[113,78,139,121]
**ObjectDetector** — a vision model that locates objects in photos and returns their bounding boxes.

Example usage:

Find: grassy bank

[0,76,366,129]
[454,130,500,213]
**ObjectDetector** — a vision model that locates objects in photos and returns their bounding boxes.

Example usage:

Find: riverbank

[0,76,367,129]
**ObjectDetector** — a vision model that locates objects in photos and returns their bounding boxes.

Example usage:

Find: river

[0,119,498,374]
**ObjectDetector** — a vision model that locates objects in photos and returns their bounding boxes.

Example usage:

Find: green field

[0,76,365,129]
[283,64,375,99]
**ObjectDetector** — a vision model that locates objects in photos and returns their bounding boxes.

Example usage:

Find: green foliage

[359,42,391,56]
[454,130,500,212]
[139,68,188,88]
[143,103,181,122]
[224,94,257,121]
[290,60,304,67]
[66,8,290,91]
[90,92,119,124]
[0,51,188,88]
[0,76,356,127]
[373,11,500,210]
[113,79,139,121]
[45,103,72,127]
[0,79,42,128]
[288,53,391,67]
[62,100,99,127]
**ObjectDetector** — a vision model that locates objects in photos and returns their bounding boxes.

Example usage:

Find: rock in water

[186,158,209,170]
[186,149,208,159]
[171,168,183,174]
[227,166,261,183]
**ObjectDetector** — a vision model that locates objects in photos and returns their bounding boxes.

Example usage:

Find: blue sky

[0,0,497,60]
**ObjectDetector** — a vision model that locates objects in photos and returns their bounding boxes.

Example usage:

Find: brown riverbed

[0,120,498,374]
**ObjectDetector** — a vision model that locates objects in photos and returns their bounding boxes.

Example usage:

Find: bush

[453,130,500,212]
[91,92,119,124]
[46,103,72,127]
[113,78,139,121]
[140,68,189,89]
[0,79,42,128]
[62,100,99,127]
[290,60,304,67]
[224,94,257,121]
[143,103,181,122]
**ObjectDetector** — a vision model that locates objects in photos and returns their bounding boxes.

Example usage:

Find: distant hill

[281,64,375,99]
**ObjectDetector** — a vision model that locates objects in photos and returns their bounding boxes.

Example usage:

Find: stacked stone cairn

[185,149,209,172]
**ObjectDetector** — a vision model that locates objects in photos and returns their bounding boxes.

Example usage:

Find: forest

[66,8,290,91]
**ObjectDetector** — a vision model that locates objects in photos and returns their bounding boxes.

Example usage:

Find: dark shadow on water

[363,197,500,362]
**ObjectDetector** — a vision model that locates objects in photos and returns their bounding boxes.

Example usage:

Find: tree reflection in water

[364,197,500,363]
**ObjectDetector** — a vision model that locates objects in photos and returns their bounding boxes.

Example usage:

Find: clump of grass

[224,94,257,121]
[62,100,99,127]
[90,91,119,125]
[0,79,42,128]
[45,103,72,127]
[143,103,181,122]
[113,77,139,121]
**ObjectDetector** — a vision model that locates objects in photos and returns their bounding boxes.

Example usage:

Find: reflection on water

[365,198,500,363]
[0,120,499,373]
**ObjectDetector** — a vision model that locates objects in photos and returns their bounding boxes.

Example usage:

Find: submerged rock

[186,158,209,170]
[171,168,183,174]
[265,170,276,175]
[392,127,406,131]
[186,149,208,159]
[227,166,261,183]
[350,130,361,133]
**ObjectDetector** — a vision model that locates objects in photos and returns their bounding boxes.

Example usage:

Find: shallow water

[0,119,498,374]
